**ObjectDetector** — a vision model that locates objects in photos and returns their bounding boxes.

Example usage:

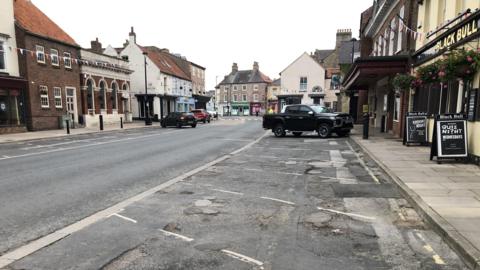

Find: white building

[0,0,27,133]
[279,52,326,111]
[120,28,193,121]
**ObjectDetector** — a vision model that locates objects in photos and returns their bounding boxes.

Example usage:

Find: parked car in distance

[191,109,211,123]
[161,112,197,128]
[207,110,218,119]
[262,104,354,138]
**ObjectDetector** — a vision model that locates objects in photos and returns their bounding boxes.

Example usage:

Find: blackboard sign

[430,114,468,161]
[468,89,478,122]
[404,112,428,145]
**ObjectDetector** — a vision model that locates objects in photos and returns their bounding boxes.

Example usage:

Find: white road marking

[2,155,10,158]
[318,176,357,182]
[0,130,182,161]
[0,131,269,269]
[433,254,446,265]
[260,196,296,205]
[253,146,311,151]
[109,213,137,224]
[329,141,338,145]
[221,249,264,269]
[317,206,376,221]
[211,188,244,196]
[219,138,251,142]
[415,232,446,265]
[159,229,194,242]
[345,141,380,184]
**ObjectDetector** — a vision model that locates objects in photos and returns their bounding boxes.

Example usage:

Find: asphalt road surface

[0,118,468,269]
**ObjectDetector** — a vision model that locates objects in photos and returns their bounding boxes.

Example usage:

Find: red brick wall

[16,27,81,131]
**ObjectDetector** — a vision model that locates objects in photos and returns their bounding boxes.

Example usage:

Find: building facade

[279,52,327,111]
[80,38,132,127]
[14,0,82,131]
[412,0,480,162]
[266,78,280,112]
[0,0,27,133]
[343,0,418,137]
[216,62,271,116]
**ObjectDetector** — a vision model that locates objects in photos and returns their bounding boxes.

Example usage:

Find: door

[298,105,316,131]
[284,105,300,130]
[65,87,77,124]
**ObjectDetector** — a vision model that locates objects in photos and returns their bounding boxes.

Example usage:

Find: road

[0,118,468,269]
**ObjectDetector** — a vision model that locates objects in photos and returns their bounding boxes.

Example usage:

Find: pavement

[0,120,468,269]
[351,130,480,269]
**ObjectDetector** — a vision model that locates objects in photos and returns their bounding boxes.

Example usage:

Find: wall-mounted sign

[435,18,478,51]
[467,89,478,121]
[430,114,468,161]
[403,112,428,145]
[0,102,6,111]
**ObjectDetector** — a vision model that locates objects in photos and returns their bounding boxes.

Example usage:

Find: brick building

[14,0,82,131]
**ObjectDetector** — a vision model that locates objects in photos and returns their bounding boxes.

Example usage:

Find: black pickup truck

[263,104,354,138]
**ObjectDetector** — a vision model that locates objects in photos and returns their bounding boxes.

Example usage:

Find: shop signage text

[430,114,468,161]
[404,112,428,145]
[435,18,478,51]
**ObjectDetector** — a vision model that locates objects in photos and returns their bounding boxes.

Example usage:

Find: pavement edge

[350,136,480,270]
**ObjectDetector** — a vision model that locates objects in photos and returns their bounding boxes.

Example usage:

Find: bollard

[120,117,123,129]
[363,113,369,140]
[66,119,70,134]
[99,115,104,131]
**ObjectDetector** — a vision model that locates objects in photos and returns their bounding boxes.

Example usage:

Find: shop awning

[342,56,410,90]
[276,94,304,98]
[308,93,325,98]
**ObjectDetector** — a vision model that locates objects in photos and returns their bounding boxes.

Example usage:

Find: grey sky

[32,0,372,90]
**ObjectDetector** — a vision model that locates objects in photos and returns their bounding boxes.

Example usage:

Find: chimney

[90,38,102,54]
[336,29,352,49]
[253,61,259,71]
[232,63,238,73]
[129,26,136,44]
[123,39,129,48]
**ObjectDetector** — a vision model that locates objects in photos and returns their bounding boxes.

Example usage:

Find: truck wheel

[317,124,331,138]
[273,124,286,137]
[191,123,197,128]
[293,132,302,137]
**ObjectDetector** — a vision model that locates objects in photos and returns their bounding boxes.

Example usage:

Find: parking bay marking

[260,196,296,206]
[211,188,244,196]
[317,206,376,221]
[159,229,194,242]
[108,213,137,224]
[221,249,264,269]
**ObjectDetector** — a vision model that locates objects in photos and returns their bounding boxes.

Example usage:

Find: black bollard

[99,115,104,131]
[120,117,123,129]
[66,119,70,134]
[363,113,369,140]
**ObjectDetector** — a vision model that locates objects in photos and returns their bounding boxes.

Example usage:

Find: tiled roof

[338,40,360,64]
[218,69,272,86]
[14,0,78,46]
[360,6,374,34]
[141,46,191,81]
[312,49,334,63]
[271,78,281,86]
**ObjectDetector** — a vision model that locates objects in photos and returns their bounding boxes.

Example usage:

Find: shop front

[231,102,250,116]
[250,102,264,115]
[412,9,480,163]
[0,75,27,133]
[176,96,195,112]
[276,94,303,113]
[192,94,211,110]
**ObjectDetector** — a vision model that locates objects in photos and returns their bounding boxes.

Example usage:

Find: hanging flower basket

[392,73,415,91]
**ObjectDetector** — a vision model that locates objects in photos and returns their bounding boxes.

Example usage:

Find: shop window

[300,77,307,92]
[63,52,72,69]
[394,96,400,121]
[325,102,331,108]
[36,45,45,63]
[50,49,59,66]
[53,87,62,108]
[39,86,49,108]
[0,40,5,71]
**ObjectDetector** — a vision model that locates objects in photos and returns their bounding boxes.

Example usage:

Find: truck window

[299,106,313,115]
[285,106,299,114]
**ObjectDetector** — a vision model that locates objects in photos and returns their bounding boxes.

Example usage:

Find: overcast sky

[32,0,372,90]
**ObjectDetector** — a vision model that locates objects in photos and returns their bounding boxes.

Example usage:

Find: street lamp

[351,38,358,63]
[143,51,152,125]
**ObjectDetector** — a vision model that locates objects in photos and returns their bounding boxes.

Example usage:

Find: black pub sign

[404,112,428,145]
[430,114,468,161]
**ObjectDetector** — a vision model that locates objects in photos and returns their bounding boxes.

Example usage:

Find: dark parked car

[161,112,197,128]
[262,104,353,138]
[191,109,211,123]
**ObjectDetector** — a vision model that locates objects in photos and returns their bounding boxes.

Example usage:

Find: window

[242,94,247,101]
[397,6,405,53]
[299,77,307,92]
[298,106,313,115]
[389,20,395,55]
[242,85,247,90]
[378,36,382,56]
[253,94,259,102]
[233,85,237,91]
[50,49,59,66]
[383,30,388,56]
[99,81,106,110]
[112,83,118,110]
[63,52,72,68]
[223,95,227,102]
[224,86,229,91]
[285,105,299,114]
[0,40,5,70]
[53,87,62,108]
[233,94,238,102]
[254,84,258,90]
[39,86,49,108]
[36,45,45,63]
[394,96,400,121]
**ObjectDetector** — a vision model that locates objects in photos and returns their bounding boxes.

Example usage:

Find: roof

[312,49,334,63]
[218,69,272,86]
[271,78,281,86]
[360,6,374,34]
[280,52,325,75]
[141,46,191,81]
[338,40,361,65]
[14,0,78,46]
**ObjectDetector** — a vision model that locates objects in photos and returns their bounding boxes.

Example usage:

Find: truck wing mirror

[308,111,314,115]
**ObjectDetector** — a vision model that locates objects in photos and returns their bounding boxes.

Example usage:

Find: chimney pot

[232,63,238,73]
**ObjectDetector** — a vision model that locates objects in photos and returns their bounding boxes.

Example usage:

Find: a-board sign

[404,112,428,145]
[468,89,478,121]
[430,114,468,161]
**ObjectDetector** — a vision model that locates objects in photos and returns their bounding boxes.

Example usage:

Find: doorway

[65,87,77,124]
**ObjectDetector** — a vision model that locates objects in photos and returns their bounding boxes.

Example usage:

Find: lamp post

[143,51,152,125]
